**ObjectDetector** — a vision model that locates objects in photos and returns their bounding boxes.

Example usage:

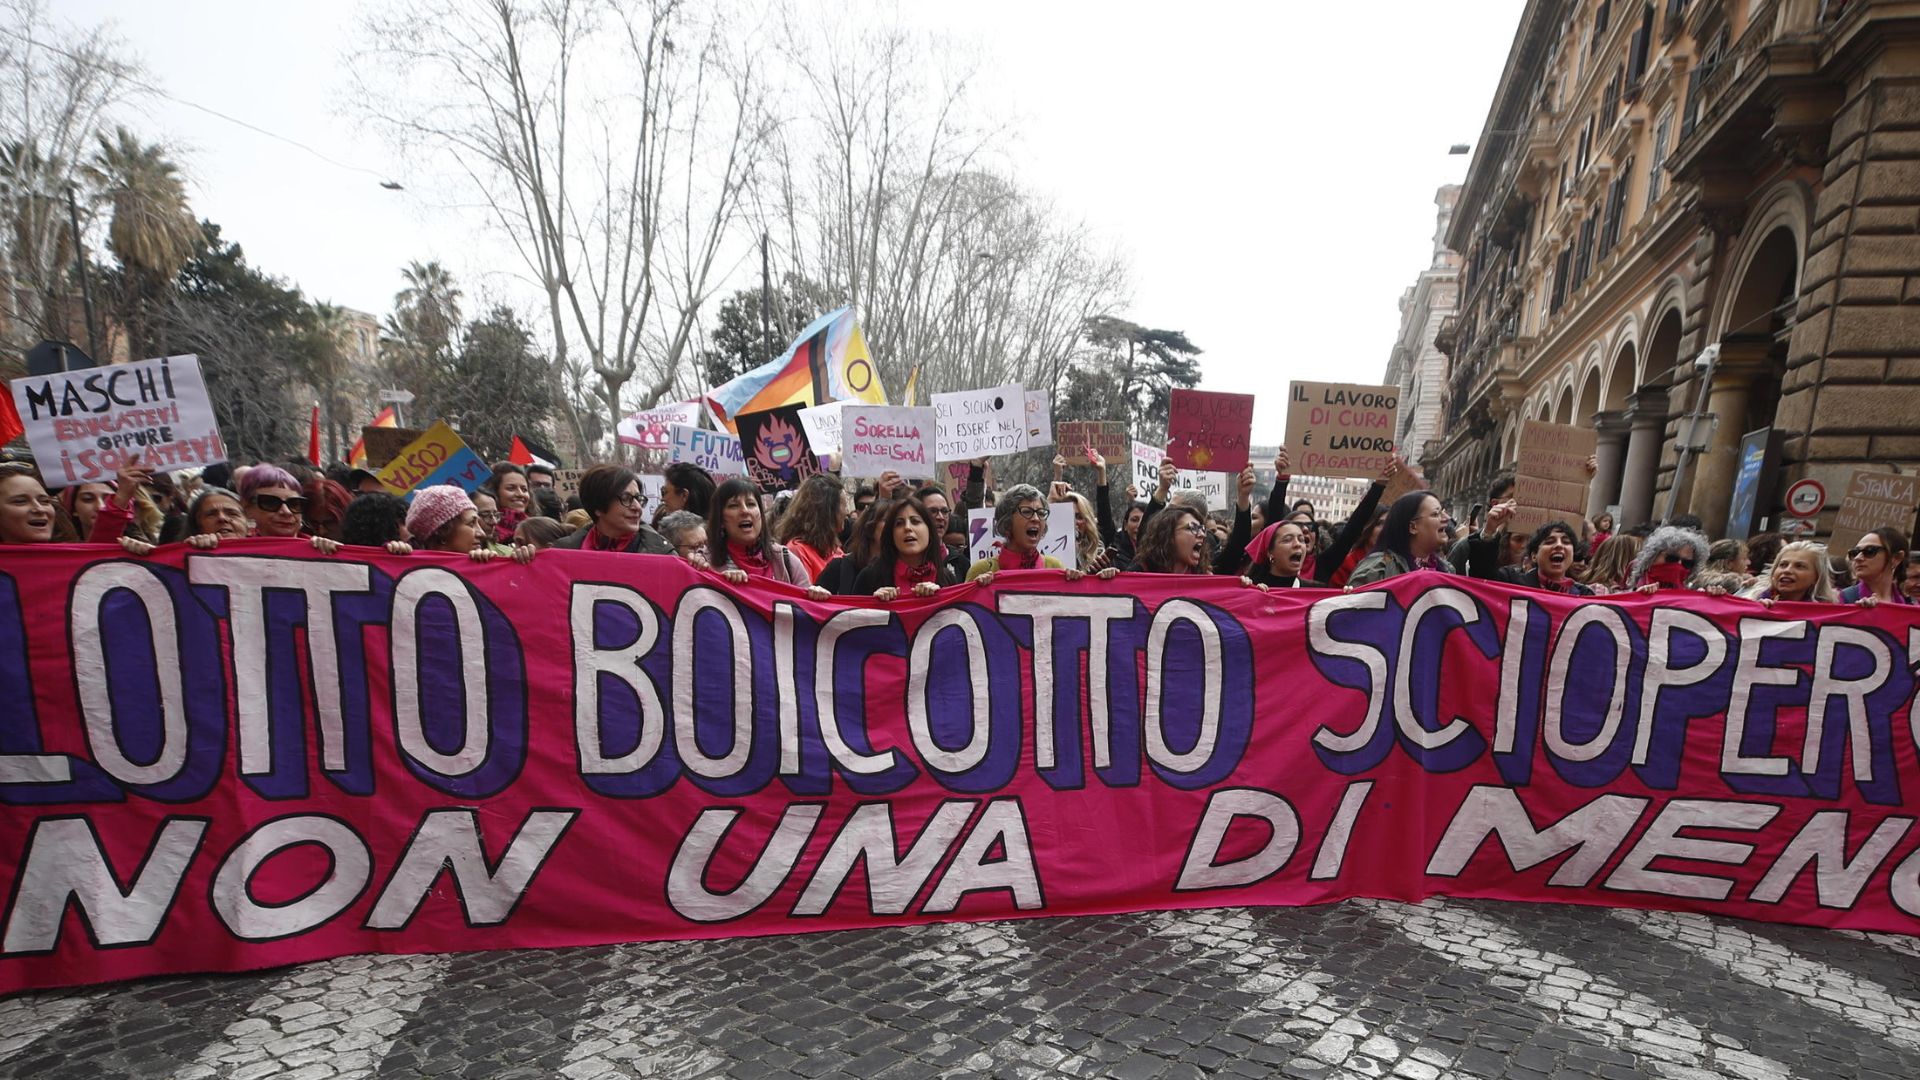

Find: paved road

[3,898,1917,1079]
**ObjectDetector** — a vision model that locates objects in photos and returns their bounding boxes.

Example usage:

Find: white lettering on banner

[840,405,937,478]
[570,583,667,774]
[391,569,492,779]
[1176,789,1300,890]
[70,562,190,787]
[9,353,227,485]
[932,384,1027,460]
[1,818,207,952]
[212,816,372,940]
[364,809,578,929]
[667,423,746,477]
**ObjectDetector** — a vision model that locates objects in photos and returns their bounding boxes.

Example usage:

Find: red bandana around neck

[729,541,771,577]
[998,546,1041,571]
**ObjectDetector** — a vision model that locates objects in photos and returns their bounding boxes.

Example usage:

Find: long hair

[775,473,845,554]
[1627,525,1711,588]
[1371,490,1437,567]
[665,462,716,518]
[1133,505,1206,574]
[1065,491,1104,568]
[872,496,954,585]
[706,477,775,569]
[850,498,896,568]
[1742,540,1838,603]
[1582,534,1642,588]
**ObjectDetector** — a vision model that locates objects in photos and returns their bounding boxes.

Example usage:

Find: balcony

[1668,0,1834,179]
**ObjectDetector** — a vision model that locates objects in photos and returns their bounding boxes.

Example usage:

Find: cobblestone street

[4,897,1916,1079]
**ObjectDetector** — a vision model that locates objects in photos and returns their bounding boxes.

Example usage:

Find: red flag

[508,435,533,466]
[0,389,22,448]
[308,404,322,466]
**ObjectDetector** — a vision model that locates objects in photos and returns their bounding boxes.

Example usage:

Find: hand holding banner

[1166,389,1255,473]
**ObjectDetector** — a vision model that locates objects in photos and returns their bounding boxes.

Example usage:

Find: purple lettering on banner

[391,568,527,798]
[0,573,122,805]
[88,563,227,804]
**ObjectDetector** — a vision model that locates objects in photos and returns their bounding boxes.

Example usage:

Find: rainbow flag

[347,406,399,467]
[705,307,885,429]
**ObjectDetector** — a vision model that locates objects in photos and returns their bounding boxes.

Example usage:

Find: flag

[0,388,22,447]
[347,406,398,467]
[902,364,921,408]
[509,435,556,468]
[307,403,322,466]
[705,307,885,429]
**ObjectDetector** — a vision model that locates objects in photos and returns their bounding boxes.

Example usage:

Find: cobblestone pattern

[1,898,1918,1079]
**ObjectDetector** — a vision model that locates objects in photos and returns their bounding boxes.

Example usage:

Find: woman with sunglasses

[186,464,339,553]
[1740,540,1837,606]
[1625,525,1712,595]
[1839,526,1912,607]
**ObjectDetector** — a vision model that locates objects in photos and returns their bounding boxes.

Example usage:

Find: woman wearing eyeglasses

[1839,526,1912,607]
[966,484,1069,583]
[1624,525,1712,594]
[1740,540,1836,606]
[187,464,338,552]
[552,464,673,554]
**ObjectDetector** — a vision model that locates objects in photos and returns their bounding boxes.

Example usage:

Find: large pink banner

[3,541,1920,994]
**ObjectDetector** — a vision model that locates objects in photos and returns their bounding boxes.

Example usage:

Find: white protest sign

[933,384,1027,460]
[965,502,1076,570]
[840,405,937,479]
[797,402,844,458]
[1024,395,1053,448]
[617,401,701,449]
[668,423,746,476]
[9,353,225,486]
[637,474,667,518]
[1131,441,1164,495]
[1175,470,1231,512]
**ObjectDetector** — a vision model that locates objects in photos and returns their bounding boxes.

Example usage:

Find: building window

[1600,161,1631,254]
[1576,115,1594,175]
[1551,252,1570,314]
[1603,67,1623,122]
[1629,3,1655,83]
[1593,0,1612,48]
[1647,110,1671,207]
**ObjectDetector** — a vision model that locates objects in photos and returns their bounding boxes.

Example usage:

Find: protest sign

[1131,441,1165,495]
[552,468,588,504]
[1166,389,1255,473]
[1059,420,1133,463]
[736,405,823,493]
[6,546,1920,997]
[1285,382,1399,478]
[797,402,844,458]
[964,501,1076,569]
[933,384,1027,460]
[1510,420,1597,535]
[617,402,702,450]
[1024,395,1053,448]
[374,421,492,496]
[669,423,746,477]
[841,405,937,479]
[8,353,225,485]
[361,425,427,469]
[1175,470,1231,512]
[1830,470,1920,553]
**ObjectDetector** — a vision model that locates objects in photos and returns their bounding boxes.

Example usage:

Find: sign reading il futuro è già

[4,543,1920,993]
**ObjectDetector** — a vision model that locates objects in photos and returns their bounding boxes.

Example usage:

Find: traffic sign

[1784,477,1826,518]
[378,389,415,405]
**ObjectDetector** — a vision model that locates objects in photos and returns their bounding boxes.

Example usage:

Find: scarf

[495,508,527,544]
[583,523,627,552]
[997,545,1042,572]
[728,540,772,578]
[1246,522,1281,565]
[1537,573,1576,594]
[894,556,940,591]
[1645,561,1690,589]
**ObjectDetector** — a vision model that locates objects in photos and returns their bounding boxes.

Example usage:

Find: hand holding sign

[1166,389,1255,473]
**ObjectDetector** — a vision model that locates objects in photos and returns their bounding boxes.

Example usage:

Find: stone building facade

[1384,186,1463,464]
[1428,0,1920,540]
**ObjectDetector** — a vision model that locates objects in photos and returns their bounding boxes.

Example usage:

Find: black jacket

[1463,532,1593,595]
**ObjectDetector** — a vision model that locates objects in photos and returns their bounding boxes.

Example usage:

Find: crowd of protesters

[2,443,1916,612]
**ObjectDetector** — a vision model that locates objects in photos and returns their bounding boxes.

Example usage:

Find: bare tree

[350,0,773,459]
[0,0,140,360]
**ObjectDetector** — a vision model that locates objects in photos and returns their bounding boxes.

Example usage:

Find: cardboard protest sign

[797,402,844,458]
[669,423,746,477]
[1131,441,1165,495]
[965,502,1076,570]
[1166,389,1255,473]
[1510,420,1596,535]
[374,421,493,496]
[360,425,428,470]
[551,468,587,504]
[1285,382,1399,478]
[1024,395,1053,448]
[933,384,1027,460]
[1059,420,1133,463]
[1830,470,1920,553]
[8,353,225,485]
[617,402,701,450]
[735,405,822,492]
[841,405,937,479]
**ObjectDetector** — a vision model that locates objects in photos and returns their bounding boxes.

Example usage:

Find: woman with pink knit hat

[406,485,534,563]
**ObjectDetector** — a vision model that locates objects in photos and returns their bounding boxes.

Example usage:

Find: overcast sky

[63,0,1524,442]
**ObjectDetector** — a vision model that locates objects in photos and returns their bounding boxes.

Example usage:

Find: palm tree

[311,302,352,464]
[392,260,462,359]
[81,127,199,360]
